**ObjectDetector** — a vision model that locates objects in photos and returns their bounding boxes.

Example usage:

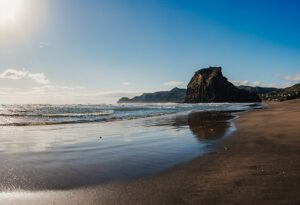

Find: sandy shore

[2,100,300,205]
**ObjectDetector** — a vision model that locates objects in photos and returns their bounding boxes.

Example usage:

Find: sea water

[0,103,260,190]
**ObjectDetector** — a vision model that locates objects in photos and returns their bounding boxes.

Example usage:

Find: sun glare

[0,0,25,27]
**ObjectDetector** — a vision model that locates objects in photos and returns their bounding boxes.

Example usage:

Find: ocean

[0,103,254,126]
[0,103,260,191]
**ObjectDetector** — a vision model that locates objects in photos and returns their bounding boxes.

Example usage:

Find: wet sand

[1,100,300,205]
[0,111,234,191]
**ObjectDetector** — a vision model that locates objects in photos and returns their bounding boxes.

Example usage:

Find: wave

[0,119,109,126]
[0,111,179,126]
[42,111,114,117]
[0,111,114,118]
[0,103,261,126]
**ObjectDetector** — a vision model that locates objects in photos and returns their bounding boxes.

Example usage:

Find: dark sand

[2,100,300,205]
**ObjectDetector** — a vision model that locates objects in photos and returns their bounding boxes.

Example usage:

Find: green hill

[260,83,300,101]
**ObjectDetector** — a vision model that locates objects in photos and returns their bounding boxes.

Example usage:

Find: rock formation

[185,67,261,103]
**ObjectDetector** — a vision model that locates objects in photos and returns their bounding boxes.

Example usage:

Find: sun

[0,0,25,27]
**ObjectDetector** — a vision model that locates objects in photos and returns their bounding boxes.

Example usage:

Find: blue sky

[0,0,299,103]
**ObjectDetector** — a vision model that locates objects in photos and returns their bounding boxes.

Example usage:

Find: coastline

[1,100,299,205]
[0,108,237,191]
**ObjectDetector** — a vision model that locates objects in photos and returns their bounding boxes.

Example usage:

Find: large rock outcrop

[118,87,186,103]
[185,67,261,103]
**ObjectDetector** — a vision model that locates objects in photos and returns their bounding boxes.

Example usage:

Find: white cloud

[0,69,28,80]
[122,82,130,86]
[230,80,249,86]
[252,81,262,87]
[232,72,300,89]
[0,68,147,103]
[163,81,184,87]
[28,73,50,84]
[231,80,278,88]
[231,80,257,87]
[0,69,50,84]
[283,73,300,82]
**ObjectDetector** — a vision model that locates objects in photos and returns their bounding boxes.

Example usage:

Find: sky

[0,0,300,104]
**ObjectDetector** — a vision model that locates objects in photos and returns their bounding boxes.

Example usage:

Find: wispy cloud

[163,81,184,87]
[122,82,131,86]
[230,80,250,86]
[231,80,277,88]
[0,69,50,84]
[232,72,300,89]
[28,73,50,84]
[0,69,28,80]
[0,68,146,103]
[283,73,300,82]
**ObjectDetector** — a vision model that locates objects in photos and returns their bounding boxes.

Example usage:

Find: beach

[1,100,299,205]
[1,0,299,204]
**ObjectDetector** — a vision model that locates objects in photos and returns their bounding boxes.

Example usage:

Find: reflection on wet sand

[0,111,235,191]
[187,112,234,140]
[149,111,235,140]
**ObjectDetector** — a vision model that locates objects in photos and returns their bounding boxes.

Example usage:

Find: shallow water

[0,112,235,191]
[0,103,250,126]
[0,103,260,191]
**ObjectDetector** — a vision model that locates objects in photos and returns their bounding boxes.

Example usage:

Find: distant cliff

[258,83,300,101]
[238,84,300,101]
[185,67,261,103]
[118,87,186,103]
[237,86,280,95]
